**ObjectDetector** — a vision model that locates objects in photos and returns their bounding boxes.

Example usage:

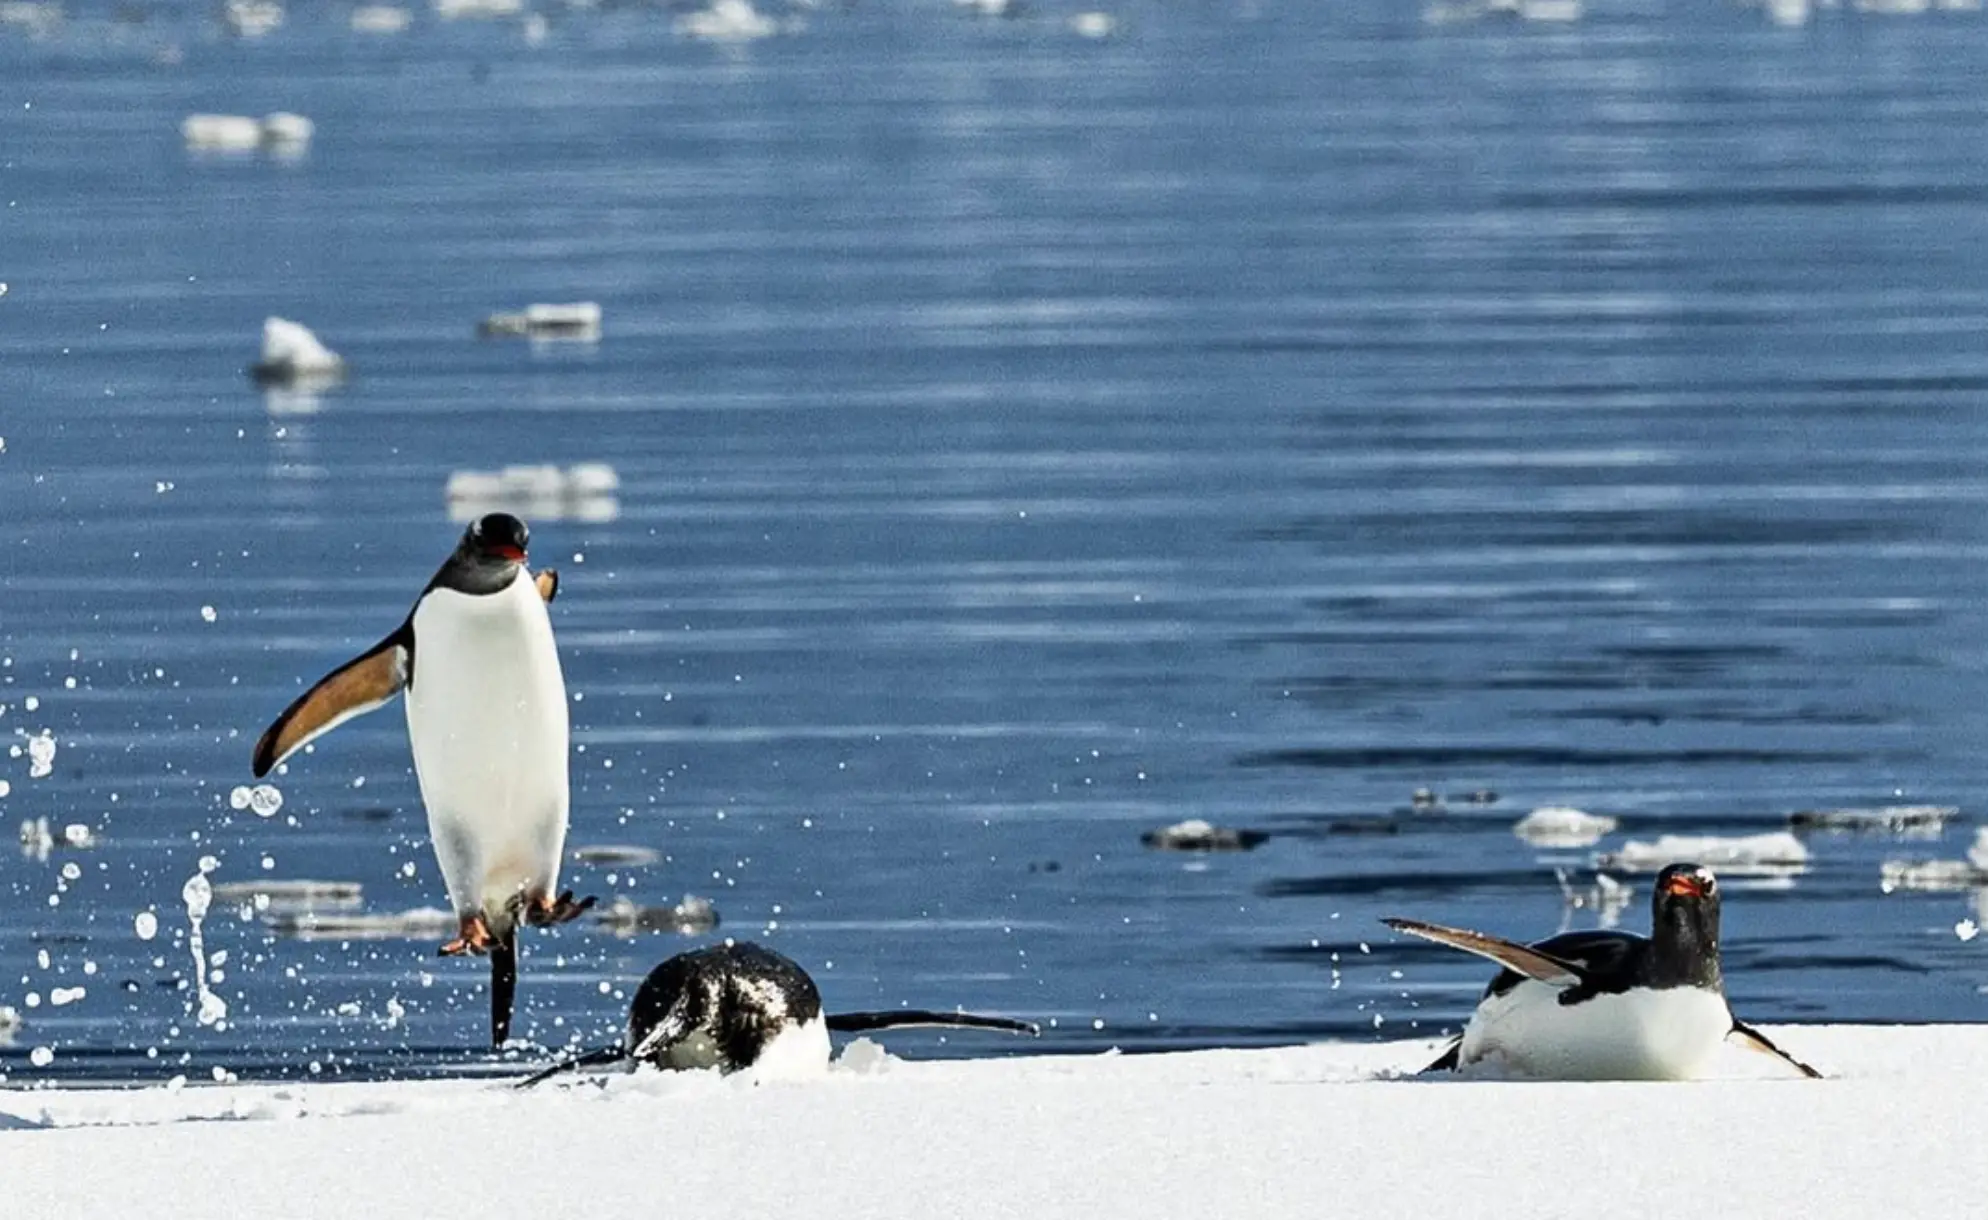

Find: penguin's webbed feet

[440,912,496,957]
[521,890,598,928]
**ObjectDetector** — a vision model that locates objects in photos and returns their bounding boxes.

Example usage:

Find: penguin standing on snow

[517,941,1039,1086]
[1384,862,1821,1081]
[251,512,594,1046]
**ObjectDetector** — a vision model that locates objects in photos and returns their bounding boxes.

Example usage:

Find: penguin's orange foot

[439,913,495,957]
[522,890,597,928]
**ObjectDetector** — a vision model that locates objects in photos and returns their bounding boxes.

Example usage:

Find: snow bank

[2,1027,1983,1218]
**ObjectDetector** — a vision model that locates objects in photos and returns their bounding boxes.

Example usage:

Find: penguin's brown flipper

[534,569,559,603]
[491,929,519,1048]
[522,890,597,928]
[252,625,412,777]
[1729,1019,1823,1079]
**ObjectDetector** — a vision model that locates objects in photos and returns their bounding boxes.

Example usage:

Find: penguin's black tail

[491,931,519,1048]
[826,1010,1040,1036]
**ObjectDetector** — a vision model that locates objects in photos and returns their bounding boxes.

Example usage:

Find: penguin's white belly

[1457,980,1733,1081]
[405,575,569,919]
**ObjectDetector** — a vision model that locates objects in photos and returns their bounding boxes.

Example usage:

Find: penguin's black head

[1651,862,1721,985]
[465,513,529,565]
[625,943,823,1074]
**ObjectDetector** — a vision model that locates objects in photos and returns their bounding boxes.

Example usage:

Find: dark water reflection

[6,0,1988,1081]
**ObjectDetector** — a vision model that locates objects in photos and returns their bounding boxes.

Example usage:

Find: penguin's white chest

[1457,980,1733,1081]
[405,573,569,916]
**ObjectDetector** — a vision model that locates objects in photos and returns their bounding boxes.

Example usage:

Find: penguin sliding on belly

[252,512,595,1047]
[1384,862,1820,1081]
[517,941,1038,1086]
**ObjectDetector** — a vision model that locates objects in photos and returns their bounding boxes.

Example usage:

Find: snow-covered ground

[2,1026,1980,1218]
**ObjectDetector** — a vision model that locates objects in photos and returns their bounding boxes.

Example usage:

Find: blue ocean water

[6,0,1988,1081]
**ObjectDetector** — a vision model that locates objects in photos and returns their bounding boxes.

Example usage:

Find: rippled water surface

[8,0,1988,1081]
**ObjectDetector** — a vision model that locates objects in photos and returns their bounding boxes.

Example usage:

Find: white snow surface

[2,1026,1983,1218]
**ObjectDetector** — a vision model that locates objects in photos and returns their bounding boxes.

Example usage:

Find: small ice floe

[250,316,346,388]
[1879,858,1985,893]
[17,818,96,862]
[1426,0,1579,21]
[184,112,312,154]
[571,844,660,867]
[1597,831,1809,877]
[262,906,458,940]
[592,894,720,938]
[1069,11,1115,37]
[0,2,61,37]
[350,4,413,33]
[223,0,284,37]
[1789,804,1957,837]
[212,879,364,913]
[1554,868,1632,929]
[1140,818,1268,852]
[1513,805,1618,849]
[1409,787,1442,811]
[434,0,522,18]
[676,0,781,41]
[477,301,602,342]
[955,0,1019,16]
[445,462,619,523]
[26,730,56,778]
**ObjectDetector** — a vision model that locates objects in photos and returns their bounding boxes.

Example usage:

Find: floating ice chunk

[477,301,603,342]
[28,1045,52,1068]
[250,317,346,387]
[259,112,314,150]
[18,817,53,861]
[212,878,363,912]
[571,844,660,867]
[1069,11,1116,37]
[955,0,1017,16]
[1959,920,1980,943]
[1597,831,1809,875]
[1880,858,1985,893]
[262,906,458,940]
[446,462,621,523]
[1789,804,1956,836]
[248,784,283,817]
[61,823,93,848]
[593,894,720,938]
[434,0,522,17]
[27,730,55,778]
[0,779,10,798]
[676,0,779,41]
[351,4,413,32]
[1513,805,1618,849]
[134,911,159,941]
[49,987,84,1007]
[223,0,284,37]
[1966,827,1988,872]
[229,785,252,811]
[1140,818,1267,852]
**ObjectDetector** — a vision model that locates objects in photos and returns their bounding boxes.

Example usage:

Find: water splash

[181,862,229,1029]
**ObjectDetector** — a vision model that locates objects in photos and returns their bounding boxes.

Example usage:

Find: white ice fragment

[28,1045,52,1067]
[135,911,158,940]
[1958,919,1980,943]
[1070,11,1115,37]
[434,0,522,17]
[446,462,621,523]
[249,784,284,817]
[181,113,262,150]
[676,0,779,40]
[477,301,602,342]
[1598,832,1809,876]
[335,1001,362,1017]
[229,785,252,811]
[1514,805,1618,849]
[49,987,84,1007]
[351,4,412,32]
[59,861,79,881]
[223,0,284,37]
[251,317,346,386]
[1965,826,1988,872]
[61,823,93,848]
[200,605,218,624]
[0,780,10,799]
[259,112,314,147]
[26,731,55,778]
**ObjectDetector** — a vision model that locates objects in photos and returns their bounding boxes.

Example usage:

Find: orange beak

[1663,872,1708,898]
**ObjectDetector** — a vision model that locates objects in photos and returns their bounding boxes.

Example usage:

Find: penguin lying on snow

[252,513,594,1047]
[1385,862,1821,1081]
[518,942,1038,1086]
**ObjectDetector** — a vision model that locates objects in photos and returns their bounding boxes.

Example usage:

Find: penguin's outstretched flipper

[825,1010,1039,1036]
[252,625,412,777]
[534,569,559,603]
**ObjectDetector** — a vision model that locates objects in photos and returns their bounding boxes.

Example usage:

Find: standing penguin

[251,512,594,1046]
